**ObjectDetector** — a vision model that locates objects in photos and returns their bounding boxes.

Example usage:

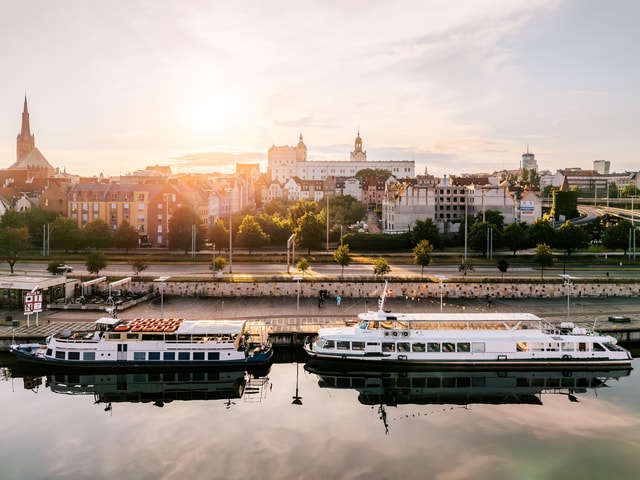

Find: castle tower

[16,96,36,161]
[350,130,367,162]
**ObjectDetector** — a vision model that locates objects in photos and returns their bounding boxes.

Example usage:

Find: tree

[602,220,633,254]
[554,221,589,256]
[413,239,434,279]
[50,217,83,253]
[502,223,528,255]
[497,259,509,280]
[0,226,30,273]
[214,256,228,272]
[86,250,108,277]
[295,212,325,254]
[472,210,505,231]
[256,212,292,247]
[236,216,270,254]
[131,258,149,277]
[411,218,442,249]
[208,218,229,253]
[114,219,139,253]
[528,218,555,248]
[373,257,391,278]
[468,222,502,256]
[287,199,319,226]
[47,260,71,275]
[458,260,475,276]
[297,258,310,276]
[84,219,113,249]
[333,244,352,278]
[532,243,554,280]
[168,205,206,253]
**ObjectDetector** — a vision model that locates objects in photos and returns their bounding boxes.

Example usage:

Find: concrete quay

[2,294,640,351]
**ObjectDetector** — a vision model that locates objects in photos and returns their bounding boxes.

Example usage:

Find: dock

[2,295,640,351]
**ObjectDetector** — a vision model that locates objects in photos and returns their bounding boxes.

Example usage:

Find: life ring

[384,331,390,337]
[392,331,398,337]
[403,331,409,337]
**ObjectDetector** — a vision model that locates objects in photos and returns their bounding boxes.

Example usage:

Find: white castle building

[267,132,415,183]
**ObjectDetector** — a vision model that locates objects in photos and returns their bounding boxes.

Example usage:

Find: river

[1,354,639,480]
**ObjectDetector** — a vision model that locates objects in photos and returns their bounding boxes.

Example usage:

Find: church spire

[17,95,35,160]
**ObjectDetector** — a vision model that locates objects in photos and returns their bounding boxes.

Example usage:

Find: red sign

[24,290,43,314]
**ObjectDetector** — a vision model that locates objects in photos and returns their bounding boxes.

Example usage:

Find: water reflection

[305,361,633,434]
[10,367,271,412]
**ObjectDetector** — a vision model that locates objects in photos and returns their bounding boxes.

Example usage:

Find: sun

[186,92,235,133]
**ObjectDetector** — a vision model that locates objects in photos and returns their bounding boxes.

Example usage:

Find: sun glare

[186,93,235,134]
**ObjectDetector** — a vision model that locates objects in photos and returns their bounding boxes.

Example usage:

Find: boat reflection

[304,362,632,434]
[10,367,271,411]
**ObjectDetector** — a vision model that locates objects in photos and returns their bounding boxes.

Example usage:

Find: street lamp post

[559,274,573,320]
[293,276,303,324]
[154,276,170,318]
[435,275,447,312]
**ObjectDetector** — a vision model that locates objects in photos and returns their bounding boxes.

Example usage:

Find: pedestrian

[336,295,342,306]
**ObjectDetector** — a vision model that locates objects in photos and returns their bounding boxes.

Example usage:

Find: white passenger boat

[10,316,273,370]
[303,287,633,369]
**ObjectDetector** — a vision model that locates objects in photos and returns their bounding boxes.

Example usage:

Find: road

[7,260,640,280]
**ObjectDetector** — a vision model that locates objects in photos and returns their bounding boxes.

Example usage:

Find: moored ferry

[10,316,273,370]
[303,289,632,369]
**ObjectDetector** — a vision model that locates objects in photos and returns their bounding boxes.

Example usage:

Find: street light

[293,275,303,322]
[559,274,574,320]
[154,276,171,318]
[435,275,447,312]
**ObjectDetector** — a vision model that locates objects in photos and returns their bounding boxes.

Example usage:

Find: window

[412,342,425,352]
[351,342,365,351]
[83,352,95,361]
[382,342,395,352]
[208,352,220,360]
[442,342,455,352]
[68,352,80,360]
[164,352,176,360]
[193,352,205,360]
[323,340,335,349]
[149,352,161,360]
[427,342,440,352]
[397,342,410,353]
[178,352,190,360]
[55,351,65,359]
[472,342,486,353]
[134,352,146,361]
[457,342,470,352]
[108,333,121,340]
[337,341,350,350]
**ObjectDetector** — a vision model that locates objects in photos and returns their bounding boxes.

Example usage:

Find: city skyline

[1,1,638,178]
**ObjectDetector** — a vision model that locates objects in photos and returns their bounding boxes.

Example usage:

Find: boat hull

[10,345,274,373]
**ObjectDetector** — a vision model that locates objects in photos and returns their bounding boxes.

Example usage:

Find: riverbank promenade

[2,293,640,351]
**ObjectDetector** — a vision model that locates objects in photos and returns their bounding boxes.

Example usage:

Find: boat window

[324,340,335,349]
[412,342,425,352]
[578,343,586,352]
[134,352,146,360]
[193,352,205,360]
[337,341,350,350]
[397,342,410,353]
[547,342,559,351]
[68,352,80,360]
[427,342,440,352]
[592,343,606,351]
[149,352,160,360]
[178,352,190,360]
[382,342,395,352]
[442,342,455,353]
[126,333,139,340]
[359,321,369,330]
[164,352,176,360]
[351,342,365,351]
[55,351,65,359]
[208,352,220,360]
[603,342,627,352]
[46,349,52,356]
[516,342,528,352]
[561,342,574,351]
[457,342,470,352]
[83,352,95,361]
[472,342,486,353]
[107,333,121,340]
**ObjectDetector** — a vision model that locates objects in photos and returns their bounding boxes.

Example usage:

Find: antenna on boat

[378,280,389,312]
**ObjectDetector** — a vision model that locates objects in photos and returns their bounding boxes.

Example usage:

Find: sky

[1,0,638,178]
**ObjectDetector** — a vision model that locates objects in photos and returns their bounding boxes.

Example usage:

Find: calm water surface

[1,355,639,480]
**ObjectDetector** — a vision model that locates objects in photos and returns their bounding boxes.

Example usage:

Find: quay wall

[135,279,640,300]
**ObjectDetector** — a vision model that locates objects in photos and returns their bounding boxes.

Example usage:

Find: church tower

[16,96,35,161]
[350,130,367,162]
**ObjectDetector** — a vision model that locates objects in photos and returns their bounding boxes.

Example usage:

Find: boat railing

[359,318,549,331]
